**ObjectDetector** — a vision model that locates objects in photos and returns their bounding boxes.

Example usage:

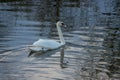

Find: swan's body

[29,21,66,52]
[31,39,63,51]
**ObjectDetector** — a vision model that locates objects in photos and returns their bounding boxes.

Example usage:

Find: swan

[29,21,66,54]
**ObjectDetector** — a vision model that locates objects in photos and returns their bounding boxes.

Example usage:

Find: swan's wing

[29,45,43,51]
[30,39,62,51]
[33,39,61,49]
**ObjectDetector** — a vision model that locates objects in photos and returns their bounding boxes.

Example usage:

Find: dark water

[0,0,120,80]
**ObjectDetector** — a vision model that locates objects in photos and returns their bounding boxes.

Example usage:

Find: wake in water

[0,45,42,61]
[0,44,66,60]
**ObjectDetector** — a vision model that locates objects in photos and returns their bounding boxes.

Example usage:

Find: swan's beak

[62,24,67,27]
[61,22,67,27]
[64,25,67,27]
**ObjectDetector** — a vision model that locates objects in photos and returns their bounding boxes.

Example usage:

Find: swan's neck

[57,26,65,45]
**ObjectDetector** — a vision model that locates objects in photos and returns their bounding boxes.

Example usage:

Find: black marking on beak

[61,23,64,25]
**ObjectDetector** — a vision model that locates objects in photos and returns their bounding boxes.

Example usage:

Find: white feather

[29,21,66,52]
[30,39,61,51]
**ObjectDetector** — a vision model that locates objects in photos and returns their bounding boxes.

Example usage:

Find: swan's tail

[28,50,35,57]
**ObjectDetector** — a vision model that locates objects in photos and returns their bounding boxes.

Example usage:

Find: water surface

[0,0,120,80]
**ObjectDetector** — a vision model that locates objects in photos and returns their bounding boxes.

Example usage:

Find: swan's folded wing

[29,39,64,51]
[29,45,53,49]
[29,45,51,51]
[33,39,61,48]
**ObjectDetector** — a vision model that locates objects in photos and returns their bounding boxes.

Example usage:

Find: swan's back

[30,39,61,51]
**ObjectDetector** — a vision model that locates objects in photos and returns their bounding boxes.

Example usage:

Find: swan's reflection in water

[0,44,76,80]
[28,44,67,68]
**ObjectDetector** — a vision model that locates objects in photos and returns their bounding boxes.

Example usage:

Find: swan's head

[56,21,66,27]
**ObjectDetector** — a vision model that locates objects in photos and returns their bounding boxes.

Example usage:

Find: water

[0,0,120,80]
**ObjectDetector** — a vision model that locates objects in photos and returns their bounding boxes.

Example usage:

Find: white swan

[29,21,66,53]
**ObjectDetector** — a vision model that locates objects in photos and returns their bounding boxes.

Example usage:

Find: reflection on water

[0,0,54,52]
[103,27,120,78]
[0,0,120,80]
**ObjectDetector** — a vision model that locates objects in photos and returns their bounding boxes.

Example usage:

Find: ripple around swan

[0,0,120,80]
